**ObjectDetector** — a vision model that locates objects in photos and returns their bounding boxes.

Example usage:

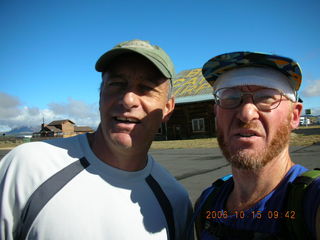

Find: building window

[192,118,205,132]
[157,125,163,135]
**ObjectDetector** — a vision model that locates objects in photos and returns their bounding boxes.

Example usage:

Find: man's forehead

[103,71,168,85]
[214,66,297,101]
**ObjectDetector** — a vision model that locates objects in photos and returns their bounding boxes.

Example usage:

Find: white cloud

[0,92,100,132]
[302,79,320,97]
[47,98,100,127]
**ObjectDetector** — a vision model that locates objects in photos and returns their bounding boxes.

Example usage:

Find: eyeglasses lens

[215,88,282,110]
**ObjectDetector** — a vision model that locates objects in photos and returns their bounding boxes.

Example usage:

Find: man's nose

[236,96,259,123]
[119,91,139,109]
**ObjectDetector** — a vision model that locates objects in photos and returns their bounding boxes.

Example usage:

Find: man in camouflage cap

[193,51,320,239]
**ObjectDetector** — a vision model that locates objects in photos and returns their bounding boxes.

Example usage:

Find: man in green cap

[193,52,320,239]
[0,39,193,240]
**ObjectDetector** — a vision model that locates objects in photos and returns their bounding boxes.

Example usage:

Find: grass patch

[291,125,320,146]
[151,138,220,149]
[290,133,320,146]
[298,125,320,129]
[0,137,25,149]
[151,125,320,149]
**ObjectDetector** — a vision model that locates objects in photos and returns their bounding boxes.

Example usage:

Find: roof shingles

[173,68,213,104]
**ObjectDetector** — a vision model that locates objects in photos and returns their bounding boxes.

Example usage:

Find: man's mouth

[234,129,260,138]
[114,117,141,124]
[237,133,257,137]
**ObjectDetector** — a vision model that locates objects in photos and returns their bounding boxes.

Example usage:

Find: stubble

[217,115,292,170]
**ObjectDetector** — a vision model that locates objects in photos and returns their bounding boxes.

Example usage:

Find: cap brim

[95,48,172,79]
[95,48,134,72]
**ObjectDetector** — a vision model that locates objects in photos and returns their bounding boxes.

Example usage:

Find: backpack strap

[194,174,232,239]
[145,175,175,240]
[195,169,320,240]
[285,168,320,239]
[15,157,90,240]
[194,174,286,240]
[316,202,320,239]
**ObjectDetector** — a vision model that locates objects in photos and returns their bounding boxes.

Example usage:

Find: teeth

[117,117,127,121]
[115,117,139,123]
[126,118,139,123]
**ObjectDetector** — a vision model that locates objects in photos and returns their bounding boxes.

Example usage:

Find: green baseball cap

[202,51,302,91]
[95,39,175,79]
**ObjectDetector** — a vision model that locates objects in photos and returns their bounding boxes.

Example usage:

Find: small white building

[300,116,310,125]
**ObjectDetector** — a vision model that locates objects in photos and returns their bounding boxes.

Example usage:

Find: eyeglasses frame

[213,87,292,111]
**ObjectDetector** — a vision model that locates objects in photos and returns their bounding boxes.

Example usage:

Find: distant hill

[3,126,39,136]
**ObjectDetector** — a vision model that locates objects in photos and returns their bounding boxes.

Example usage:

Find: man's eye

[221,97,239,105]
[255,95,275,103]
[140,85,154,91]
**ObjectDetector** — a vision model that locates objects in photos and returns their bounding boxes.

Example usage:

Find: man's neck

[87,131,148,172]
[226,149,294,212]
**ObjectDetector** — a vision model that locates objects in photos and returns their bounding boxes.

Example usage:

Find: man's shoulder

[13,135,81,154]
[1,135,84,174]
[2,141,52,166]
[0,135,86,201]
[195,175,233,209]
[287,167,320,238]
[290,164,309,176]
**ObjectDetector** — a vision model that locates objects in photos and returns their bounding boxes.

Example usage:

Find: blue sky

[1,0,320,131]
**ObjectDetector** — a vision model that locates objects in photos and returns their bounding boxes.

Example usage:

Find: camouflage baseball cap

[95,39,175,79]
[202,51,302,91]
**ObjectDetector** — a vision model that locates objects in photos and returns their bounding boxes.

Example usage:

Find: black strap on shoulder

[145,175,175,240]
[15,157,90,240]
[284,168,320,240]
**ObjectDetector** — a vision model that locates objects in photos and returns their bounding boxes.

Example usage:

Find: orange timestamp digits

[206,210,248,219]
[266,210,296,219]
[250,210,296,219]
[205,210,296,220]
[206,211,228,219]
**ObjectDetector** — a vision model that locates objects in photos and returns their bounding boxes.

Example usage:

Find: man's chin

[228,149,268,170]
[109,133,134,149]
[219,136,290,171]
[218,136,268,170]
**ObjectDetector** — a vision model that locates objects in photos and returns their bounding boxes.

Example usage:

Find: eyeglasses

[213,88,288,111]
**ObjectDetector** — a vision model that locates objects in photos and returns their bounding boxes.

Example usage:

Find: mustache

[237,121,259,129]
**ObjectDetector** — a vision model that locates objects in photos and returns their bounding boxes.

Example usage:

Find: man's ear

[290,102,303,130]
[162,97,175,122]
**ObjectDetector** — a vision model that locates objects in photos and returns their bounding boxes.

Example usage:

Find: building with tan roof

[157,68,216,140]
[32,119,94,139]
